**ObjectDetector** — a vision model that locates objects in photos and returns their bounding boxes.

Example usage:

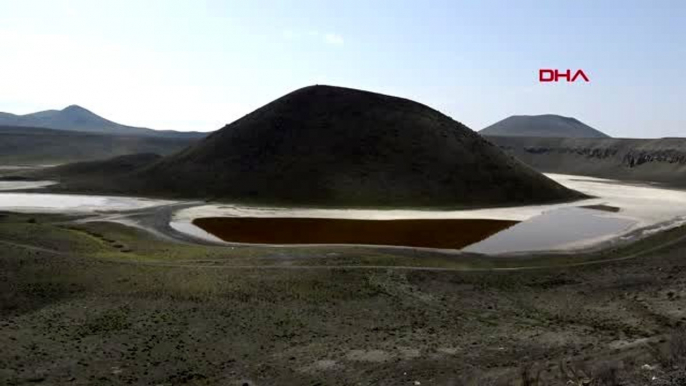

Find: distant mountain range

[0,105,206,138]
[481,115,610,138]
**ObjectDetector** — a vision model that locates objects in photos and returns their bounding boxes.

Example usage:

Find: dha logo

[539,69,589,83]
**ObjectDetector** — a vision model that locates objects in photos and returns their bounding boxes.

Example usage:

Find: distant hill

[481,115,610,138]
[0,125,199,165]
[43,85,585,208]
[0,105,206,138]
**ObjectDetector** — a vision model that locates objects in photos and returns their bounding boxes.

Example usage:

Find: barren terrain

[2,211,686,385]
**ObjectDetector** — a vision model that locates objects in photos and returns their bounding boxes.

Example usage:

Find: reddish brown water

[192,217,519,249]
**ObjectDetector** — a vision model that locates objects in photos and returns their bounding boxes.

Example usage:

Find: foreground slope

[0,105,205,138]
[0,125,199,165]
[58,85,583,207]
[3,212,686,385]
[481,115,610,138]
[488,135,686,186]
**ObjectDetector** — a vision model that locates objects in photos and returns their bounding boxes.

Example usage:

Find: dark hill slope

[30,153,163,192]
[0,105,206,138]
[487,136,686,186]
[0,125,199,165]
[48,153,163,177]
[481,115,610,138]
[60,85,583,207]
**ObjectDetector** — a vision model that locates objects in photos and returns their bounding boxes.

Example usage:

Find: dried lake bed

[0,180,57,191]
[170,174,686,254]
[0,174,685,254]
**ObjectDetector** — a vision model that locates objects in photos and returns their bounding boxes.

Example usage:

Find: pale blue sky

[0,0,684,137]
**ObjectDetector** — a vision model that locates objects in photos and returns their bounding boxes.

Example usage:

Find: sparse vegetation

[2,212,686,384]
[520,363,543,386]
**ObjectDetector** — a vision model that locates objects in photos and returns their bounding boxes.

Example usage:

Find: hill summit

[96,85,581,207]
[481,115,610,138]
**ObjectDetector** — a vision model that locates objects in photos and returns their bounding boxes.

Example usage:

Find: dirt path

[89,229,686,272]
[75,201,214,245]
[0,239,67,255]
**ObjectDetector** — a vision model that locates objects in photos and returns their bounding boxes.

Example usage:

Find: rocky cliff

[486,136,686,186]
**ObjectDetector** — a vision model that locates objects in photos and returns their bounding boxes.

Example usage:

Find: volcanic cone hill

[47,85,585,207]
[481,115,610,138]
